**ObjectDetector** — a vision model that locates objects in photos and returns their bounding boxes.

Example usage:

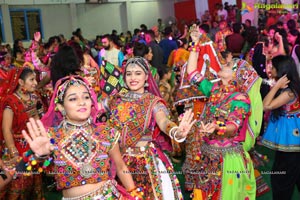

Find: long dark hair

[271,55,300,120]
[50,45,81,87]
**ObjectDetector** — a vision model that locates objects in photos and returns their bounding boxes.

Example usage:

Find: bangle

[165,121,178,139]
[169,126,178,139]
[216,121,226,135]
[9,147,19,158]
[34,154,49,160]
[174,130,186,143]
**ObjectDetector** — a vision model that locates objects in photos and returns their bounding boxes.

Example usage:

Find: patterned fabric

[183,66,259,199]
[1,94,42,155]
[108,92,182,199]
[122,144,183,200]
[0,68,44,200]
[1,173,43,200]
[99,60,127,99]
[109,92,164,147]
[262,93,300,152]
[196,34,223,81]
[234,59,259,93]
[48,123,119,190]
[174,63,207,107]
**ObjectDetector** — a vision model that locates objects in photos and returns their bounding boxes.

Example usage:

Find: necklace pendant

[79,163,95,178]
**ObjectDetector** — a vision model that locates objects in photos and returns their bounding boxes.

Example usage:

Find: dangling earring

[144,82,149,87]
[20,87,28,95]
[61,110,66,117]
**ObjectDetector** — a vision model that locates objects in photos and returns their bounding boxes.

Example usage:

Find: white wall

[0,0,175,44]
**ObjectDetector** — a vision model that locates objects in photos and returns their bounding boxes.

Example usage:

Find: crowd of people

[0,1,300,200]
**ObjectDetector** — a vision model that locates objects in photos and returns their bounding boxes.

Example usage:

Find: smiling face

[58,84,92,124]
[19,72,37,93]
[125,64,148,93]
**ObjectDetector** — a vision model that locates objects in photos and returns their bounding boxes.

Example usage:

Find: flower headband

[54,76,90,104]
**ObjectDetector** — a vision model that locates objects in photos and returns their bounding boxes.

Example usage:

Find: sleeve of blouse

[152,101,170,117]
[31,50,47,72]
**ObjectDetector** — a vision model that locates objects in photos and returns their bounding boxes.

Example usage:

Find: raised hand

[22,118,54,156]
[177,109,197,139]
[200,121,217,134]
[34,32,41,42]
[275,74,290,89]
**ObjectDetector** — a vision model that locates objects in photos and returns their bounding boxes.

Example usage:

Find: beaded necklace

[15,90,35,108]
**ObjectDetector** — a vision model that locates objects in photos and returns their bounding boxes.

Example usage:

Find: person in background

[159,27,178,64]
[214,20,232,52]
[225,22,245,58]
[145,30,164,72]
[261,55,300,200]
[0,68,45,200]
[183,26,262,199]
[99,34,124,67]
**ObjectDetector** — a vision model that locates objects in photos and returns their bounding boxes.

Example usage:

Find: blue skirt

[262,113,300,152]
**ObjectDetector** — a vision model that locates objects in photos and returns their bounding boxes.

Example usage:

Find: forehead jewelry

[55,77,89,104]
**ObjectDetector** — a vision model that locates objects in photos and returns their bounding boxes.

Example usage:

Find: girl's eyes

[69,96,90,101]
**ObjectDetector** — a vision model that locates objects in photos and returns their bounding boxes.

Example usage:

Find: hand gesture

[22,118,54,156]
[275,74,290,89]
[189,24,201,43]
[177,109,197,138]
[34,32,41,42]
[274,32,282,42]
[200,121,217,134]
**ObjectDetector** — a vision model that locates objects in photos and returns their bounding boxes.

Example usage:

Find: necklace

[63,119,95,178]
[122,91,144,102]
[15,91,35,108]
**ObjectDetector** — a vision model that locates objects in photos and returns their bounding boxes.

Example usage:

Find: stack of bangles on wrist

[9,147,19,158]
[166,122,186,143]
[188,69,204,85]
[188,41,201,52]
[127,187,143,200]
[216,121,226,136]
[22,149,52,173]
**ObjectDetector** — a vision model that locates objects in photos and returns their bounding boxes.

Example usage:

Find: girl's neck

[63,118,91,130]
[16,88,30,100]
[161,77,169,83]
